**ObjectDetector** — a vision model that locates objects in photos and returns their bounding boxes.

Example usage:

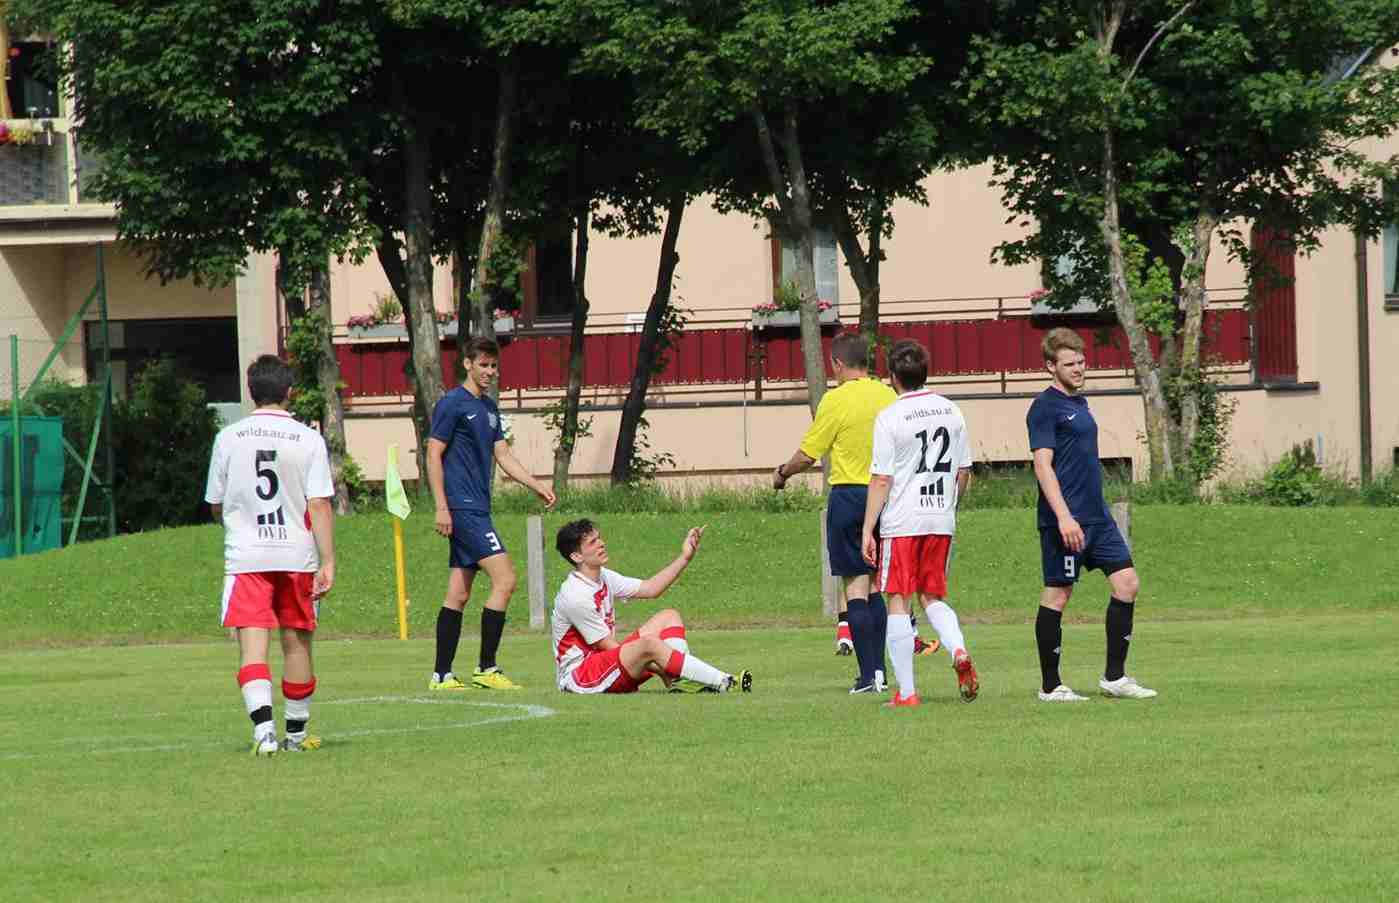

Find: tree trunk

[401,115,446,417]
[0,21,12,120]
[1175,209,1219,462]
[377,226,432,499]
[471,56,519,349]
[1100,126,1175,479]
[611,192,686,485]
[753,103,826,415]
[552,210,591,490]
[831,198,884,354]
[307,267,352,514]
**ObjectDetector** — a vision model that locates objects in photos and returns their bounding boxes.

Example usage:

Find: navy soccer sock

[867,592,889,678]
[434,607,464,677]
[1105,597,1134,681]
[844,598,873,684]
[1035,605,1063,693]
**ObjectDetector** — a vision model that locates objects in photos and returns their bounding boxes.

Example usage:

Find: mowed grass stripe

[3,614,1398,901]
[3,505,1397,646]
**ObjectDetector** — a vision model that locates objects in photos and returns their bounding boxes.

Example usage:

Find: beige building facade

[4,56,1398,490]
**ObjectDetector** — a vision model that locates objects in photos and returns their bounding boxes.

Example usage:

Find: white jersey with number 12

[204,409,334,574]
[870,390,973,538]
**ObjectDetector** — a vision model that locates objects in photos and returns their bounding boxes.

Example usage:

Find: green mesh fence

[1,416,64,558]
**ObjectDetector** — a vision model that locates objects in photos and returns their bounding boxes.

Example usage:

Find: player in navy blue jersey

[426,337,556,691]
[1027,328,1156,702]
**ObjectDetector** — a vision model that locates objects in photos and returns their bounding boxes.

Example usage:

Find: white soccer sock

[924,600,967,661]
[886,614,916,697]
[285,696,312,737]
[240,679,274,739]
[675,652,727,689]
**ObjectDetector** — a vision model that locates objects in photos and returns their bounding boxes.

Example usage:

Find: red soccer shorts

[876,534,953,599]
[221,572,318,631]
[560,631,651,694]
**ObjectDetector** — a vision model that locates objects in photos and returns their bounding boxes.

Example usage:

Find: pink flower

[1028,288,1051,302]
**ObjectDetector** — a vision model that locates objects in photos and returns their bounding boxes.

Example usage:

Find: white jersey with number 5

[870,390,973,538]
[204,409,335,574]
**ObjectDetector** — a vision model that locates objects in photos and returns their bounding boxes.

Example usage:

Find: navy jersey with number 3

[430,386,505,513]
[1026,387,1112,528]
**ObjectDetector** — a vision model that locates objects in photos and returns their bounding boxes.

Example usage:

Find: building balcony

[0,119,116,245]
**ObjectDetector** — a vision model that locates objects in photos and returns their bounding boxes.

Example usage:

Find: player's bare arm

[210,503,222,520]
[307,496,336,597]
[1032,447,1084,553]
[426,437,452,536]
[956,467,972,500]
[634,526,705,598]
[494,440,557,509]
[773,450,817,490]
[861,474,892,565]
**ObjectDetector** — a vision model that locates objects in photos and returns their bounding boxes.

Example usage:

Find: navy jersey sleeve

[429,393,456,443]
[1027,397,1057,451]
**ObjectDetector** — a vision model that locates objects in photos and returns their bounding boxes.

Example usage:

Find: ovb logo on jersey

[488,413,498,430]
[256,505,289,541]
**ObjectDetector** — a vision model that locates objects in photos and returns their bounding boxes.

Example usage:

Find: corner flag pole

[385,444,412,640]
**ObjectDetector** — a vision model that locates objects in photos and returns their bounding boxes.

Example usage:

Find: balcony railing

[0,133,69,205]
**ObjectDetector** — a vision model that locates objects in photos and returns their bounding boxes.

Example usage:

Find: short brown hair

[830,331,869,370]
[1041,327,1085,363]
[888,339,928,391]
[247,354,293,406]
[466,337,500,360]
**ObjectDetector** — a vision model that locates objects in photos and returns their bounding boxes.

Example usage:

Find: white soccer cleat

[1038,684,1089,702]
[1099,675,1158,699]
[250,734,280,757]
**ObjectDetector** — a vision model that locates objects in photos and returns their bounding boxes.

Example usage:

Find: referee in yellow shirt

[774,331,899,693]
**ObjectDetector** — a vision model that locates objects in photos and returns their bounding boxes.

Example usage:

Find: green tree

[970,1,1399,481]
[583,0,931,413]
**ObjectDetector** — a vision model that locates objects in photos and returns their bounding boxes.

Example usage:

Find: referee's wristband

[774,465,786,480]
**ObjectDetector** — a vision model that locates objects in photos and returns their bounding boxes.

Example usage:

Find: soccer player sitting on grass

[205,355,336,755]
[861,339,979,707]
[550,519,752,695]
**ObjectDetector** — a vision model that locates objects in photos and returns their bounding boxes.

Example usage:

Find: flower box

[348,323,407,339]
[751,307,839,329]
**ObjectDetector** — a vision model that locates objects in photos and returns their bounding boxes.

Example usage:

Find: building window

[3,41,61,120]
[84,318,240,403]
[771,227,840,303]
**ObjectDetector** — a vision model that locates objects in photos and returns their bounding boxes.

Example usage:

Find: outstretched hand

[681,525,706,561]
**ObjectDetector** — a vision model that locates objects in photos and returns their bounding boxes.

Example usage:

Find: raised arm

[633,527,705,599]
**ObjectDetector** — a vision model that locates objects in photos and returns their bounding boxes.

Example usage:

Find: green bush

[111,358,220,532]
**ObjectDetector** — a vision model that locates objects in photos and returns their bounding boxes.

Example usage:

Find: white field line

[0,697,555,760]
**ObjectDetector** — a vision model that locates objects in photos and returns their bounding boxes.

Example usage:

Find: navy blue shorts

[1040,521,1133,586]
[827,485,875,578]
[450,511,506,569]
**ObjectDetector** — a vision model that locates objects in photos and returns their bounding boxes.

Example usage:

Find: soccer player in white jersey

[205,355,336,755]
[550,519,751,695]
[861,339,979,707]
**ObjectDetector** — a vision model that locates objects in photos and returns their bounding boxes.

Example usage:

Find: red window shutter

[1250,225,1298,382]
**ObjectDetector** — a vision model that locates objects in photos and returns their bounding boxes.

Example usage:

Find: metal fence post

[527,514,546,629]
[1111,501,1132,554]
[10,334,21,556]
[819,507,838,616]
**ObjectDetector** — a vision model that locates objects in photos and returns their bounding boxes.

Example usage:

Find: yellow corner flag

[386,444,412,520]
[386,444,411,639]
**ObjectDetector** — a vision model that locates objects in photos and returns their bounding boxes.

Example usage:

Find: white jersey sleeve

[870,409,897,477]
[602,568,643,601]
[205,433,229,505]
[306,435,335,499]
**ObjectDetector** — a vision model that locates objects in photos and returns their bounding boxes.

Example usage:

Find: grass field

[3,505,1398,900]
[2,505,1397,645]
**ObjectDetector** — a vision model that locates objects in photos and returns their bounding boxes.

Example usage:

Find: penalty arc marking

[0,697,556,761]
